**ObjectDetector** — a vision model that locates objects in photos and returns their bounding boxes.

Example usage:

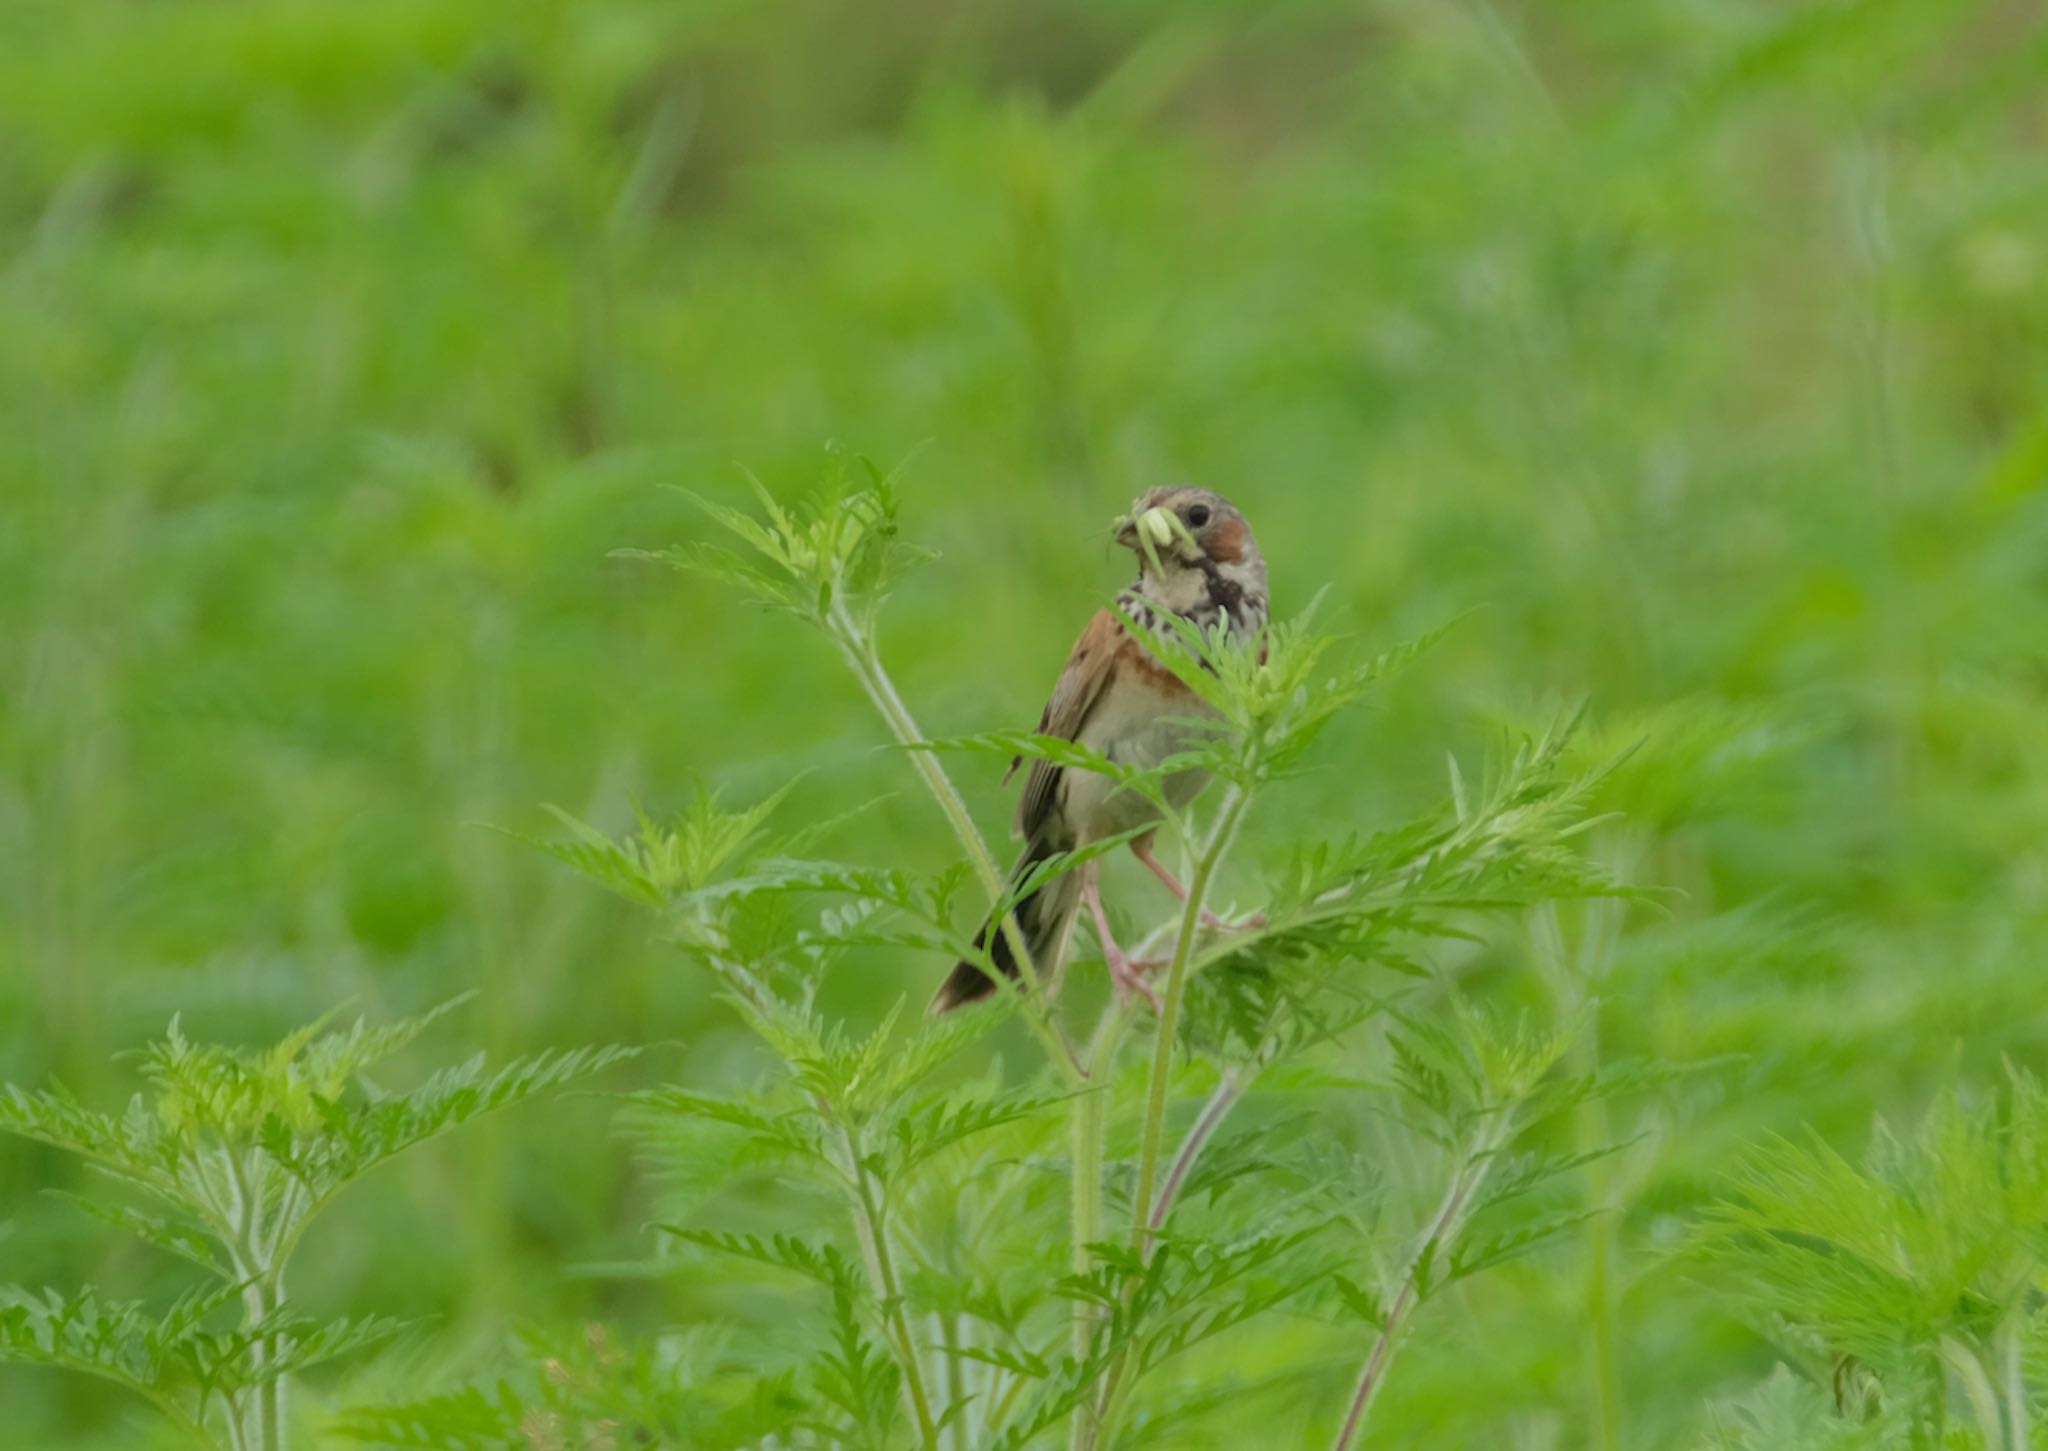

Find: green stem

[943,1312,967,1451]
[1079,1054,1262,1450]
[1068,1008,1133,1451]
[1583,1184,1621,1451]
[219,1144,286,1451]
[831,619,1080,1081]
[837,624,1006,903]
[1129,786,1248,1252]
[1149,1060,1254,1237]
[1080,1057,1260,1451]
[259,1273,285,1451]
[237,1262,284,1451]
[1329,1110,1516,1451]
[839,1124,941,1451]
[1070,1019,1118,1332]
[1070,1077,1104,1325]
[988,1366,1034,1428]
[1946,1338,2003,1451]
[1535,902,1622,1451]
[1081,790,1251,1451]
[2002,1312,2030,1451]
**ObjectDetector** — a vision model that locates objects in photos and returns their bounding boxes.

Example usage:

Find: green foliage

[0,1284,358,1445]
[479,464,1644,1451]
[0,1009,633,1449]
[513,784,806,910]
[1183,717,1631,1058]
[1694,1368,1888,1451]
[334,1324,802,1451]
[7,0,2048,1445]
[1698,1074,2048,1451]
[627,447,935,636]
[1116,600,1460,796]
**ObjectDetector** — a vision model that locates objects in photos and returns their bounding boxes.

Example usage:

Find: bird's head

[1113,486,1265,602]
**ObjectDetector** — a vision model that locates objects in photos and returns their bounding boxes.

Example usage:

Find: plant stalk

[1329,1110,1515,1451]
[1148,1062,1250,1237]
[1078,790,1252,1451]
[238,1264,285,1451]
[2002,1311,2030,1451]
[1070,1013,1127,1332]
[831,620,1080,1080]
[1129,786,1249,1251]
[942,1311,967,1451]
[221,1141,287,1451]
[1945,1338,2003,1451]
[838,1124,941,1451]
[1068,1007,1134,1451]
[836,625,1006,905]
[1534,901,1623,1451]
[1078,1057,1259,1450]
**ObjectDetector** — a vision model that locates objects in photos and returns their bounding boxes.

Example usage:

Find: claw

[1082,866,1166,1011]
[1107,952,1164,1011]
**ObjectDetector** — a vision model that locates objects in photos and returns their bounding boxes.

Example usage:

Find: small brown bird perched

[931,486,1270,1014]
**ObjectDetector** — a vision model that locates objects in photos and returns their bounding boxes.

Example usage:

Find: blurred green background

[3,0,2046,1444]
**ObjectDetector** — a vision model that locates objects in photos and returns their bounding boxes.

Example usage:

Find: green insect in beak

[1120,504,1197,576]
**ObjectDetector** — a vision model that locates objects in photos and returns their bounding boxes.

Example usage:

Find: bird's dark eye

[1186,504,1212,528]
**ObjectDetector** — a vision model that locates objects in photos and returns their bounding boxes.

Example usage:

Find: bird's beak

[1115,505,1180,550]
[1115,505,1189,574]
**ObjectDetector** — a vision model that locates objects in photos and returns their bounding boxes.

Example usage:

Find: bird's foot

[1107,950,1165,1011]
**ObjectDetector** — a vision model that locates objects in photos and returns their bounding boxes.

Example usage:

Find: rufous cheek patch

[1205,517,1248,564]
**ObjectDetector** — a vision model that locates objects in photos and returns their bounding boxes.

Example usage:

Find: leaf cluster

[1182,717,1632,1057]
[1696,1071,2048,1448]
[334,1324,804,1451]
[0,1006,635,1448]
[0,1283,404,1440]
[623,446,934,635]
[503,466,1672,1451]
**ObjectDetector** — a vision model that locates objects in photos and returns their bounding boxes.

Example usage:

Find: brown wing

[1013,608,1122,843]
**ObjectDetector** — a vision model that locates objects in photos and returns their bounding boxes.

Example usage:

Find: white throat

[1135,560,1213,615]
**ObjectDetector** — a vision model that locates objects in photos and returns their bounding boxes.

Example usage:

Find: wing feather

[1013,608,1122,843]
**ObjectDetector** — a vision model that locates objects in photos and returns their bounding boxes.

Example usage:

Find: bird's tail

[929,838,1081,1014]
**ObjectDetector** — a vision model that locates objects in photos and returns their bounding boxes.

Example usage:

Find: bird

[930,485,1270,1014]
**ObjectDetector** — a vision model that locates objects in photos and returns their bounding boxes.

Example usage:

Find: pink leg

[1081,868,1161,1010]
[1130,835,1265,931]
